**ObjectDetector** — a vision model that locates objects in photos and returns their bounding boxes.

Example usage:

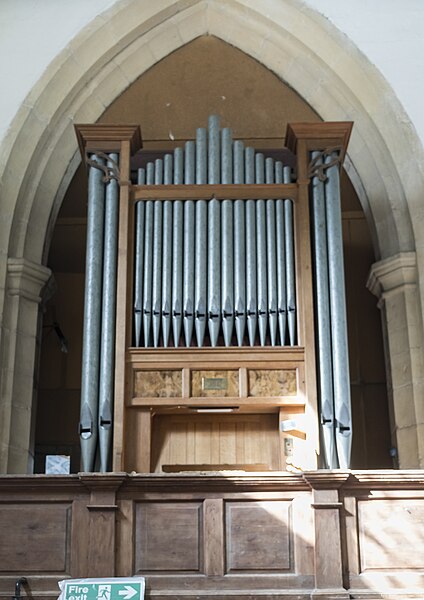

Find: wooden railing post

[304,471,350,600]
[80,473,127,576]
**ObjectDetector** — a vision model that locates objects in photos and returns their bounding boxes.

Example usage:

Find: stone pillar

[0,257,51,473]
[367,252,424,468]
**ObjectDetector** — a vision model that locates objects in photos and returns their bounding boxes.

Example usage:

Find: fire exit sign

[59,579,145,600]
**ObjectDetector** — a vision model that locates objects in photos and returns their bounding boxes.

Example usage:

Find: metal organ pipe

[134,168,145,347]
[233,140,246,346]
[275,161,287,346]
[152,159,163,348]
[142,162,154,347]
[245,146,257,346]
[80,155,105,472]
[98,154,119,473]
[255,153,267,346]
[311,152,337,469]
[325,152,352,469]
[221,127,234,346]
[162,154,173,347]
[195,128,207,347]
[208,116,221,347]
[183,141,195,347]
[265,158,278,346]
[284,166,296,346]
[172,147,183,347]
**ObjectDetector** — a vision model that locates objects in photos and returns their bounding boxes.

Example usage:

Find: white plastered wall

[0,0,423,471]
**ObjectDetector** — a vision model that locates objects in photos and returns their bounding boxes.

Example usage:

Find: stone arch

[1,0,423,471]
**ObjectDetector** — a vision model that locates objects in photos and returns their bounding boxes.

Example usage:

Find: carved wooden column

[304,471,350,600]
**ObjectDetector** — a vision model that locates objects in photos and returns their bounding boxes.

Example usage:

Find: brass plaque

[202,377,228,391]
[192,370,239,397]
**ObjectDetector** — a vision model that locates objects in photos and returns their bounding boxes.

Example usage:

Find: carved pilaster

[304,471,350,600]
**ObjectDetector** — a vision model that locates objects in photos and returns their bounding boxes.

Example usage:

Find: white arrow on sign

[118,587,137,600]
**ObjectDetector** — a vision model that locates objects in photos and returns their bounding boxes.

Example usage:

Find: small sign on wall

[58,579,145,600]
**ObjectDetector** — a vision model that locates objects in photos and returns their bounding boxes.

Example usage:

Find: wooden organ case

[75,118,353,474]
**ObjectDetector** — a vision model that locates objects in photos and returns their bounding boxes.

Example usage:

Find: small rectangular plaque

[202,377,228,391]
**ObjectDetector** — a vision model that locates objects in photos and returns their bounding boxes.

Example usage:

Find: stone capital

[367,251,417,304]
[6,257,51,304]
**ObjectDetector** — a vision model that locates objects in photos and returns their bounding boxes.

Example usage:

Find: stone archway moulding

[1,0,424,471]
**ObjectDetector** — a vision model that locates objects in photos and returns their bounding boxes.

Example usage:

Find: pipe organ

[75,118,353,475]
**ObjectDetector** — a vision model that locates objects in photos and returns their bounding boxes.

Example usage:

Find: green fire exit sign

[60,579,145,600]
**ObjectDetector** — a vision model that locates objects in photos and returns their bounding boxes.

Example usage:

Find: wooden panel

[249,369,297,397]
[134,502,202,572]
[358,499,424,570]
[0,503,71,572]
[203,499,224,576]
[191,370,239,397]
[225,500,292,572]
[125,409,151,472]
[133,370,182,398]
[151,414,279,472]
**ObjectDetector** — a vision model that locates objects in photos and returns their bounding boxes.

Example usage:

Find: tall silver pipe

[275,161,287,346]
[256,153,267,346]
[195,128,207,346]
[311,152,337,469]
[195,200,207,346]
[245,147,257,346]
[208,199,221,346]
[284,166,296,346]
[98,153,119,472]
[143,162,155,347]
[183,141,195,346]
[134,168,145,347]
[162,154,173,347]
[152,159,163,348]
[266,158,278,346]
[172,147,183,347]
[234,140,246,346]
[80,155,105,472]
[208,116,221,346]
[325,151,352,469]
[221,127,234,346]
[208,115,220,184]
[196,127,207,184]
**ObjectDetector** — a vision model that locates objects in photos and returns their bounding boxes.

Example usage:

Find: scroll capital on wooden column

[304,471,350,600]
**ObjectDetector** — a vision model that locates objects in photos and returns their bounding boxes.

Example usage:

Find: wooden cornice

[74,124,142,159]
[285,121,353,162]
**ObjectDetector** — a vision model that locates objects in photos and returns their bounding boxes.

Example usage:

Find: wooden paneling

[151,414,280,472]
[1,472,424,599]
[0,503,71,572]
[358,499,424,570]
[133,370,182,398]
[225,500,292,572]
[134,502,202,572]
[248,369,297,397]
[191,370,239,397]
